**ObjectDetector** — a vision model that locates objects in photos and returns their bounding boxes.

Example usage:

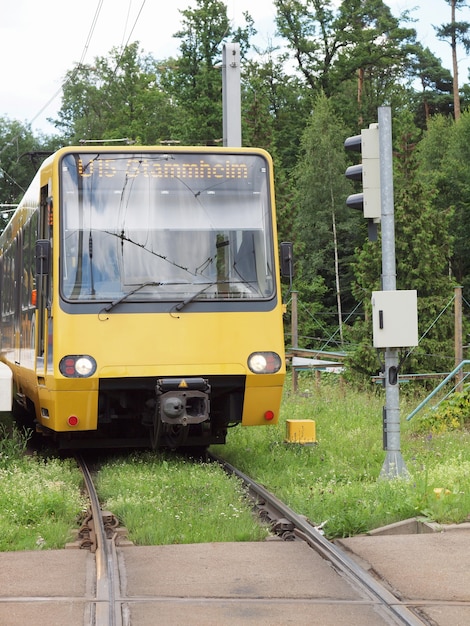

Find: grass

[212,373,470,538]
[2,372,470,549]
[0,420,86,551]
[96,452,269,544]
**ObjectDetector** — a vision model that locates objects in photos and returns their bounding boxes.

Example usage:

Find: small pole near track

[291,291,299,392]
[455,286,463,392]
[378,106,409,480]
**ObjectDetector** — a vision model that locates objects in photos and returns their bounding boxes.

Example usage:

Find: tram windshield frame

[59,151,276,305]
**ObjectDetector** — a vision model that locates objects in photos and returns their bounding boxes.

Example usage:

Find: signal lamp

[344,123,381,219]
[67,415,79,427]
[264,410,275,421]
[344,123,381,241]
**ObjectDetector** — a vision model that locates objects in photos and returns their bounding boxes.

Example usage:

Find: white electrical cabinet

[371,290,418,348]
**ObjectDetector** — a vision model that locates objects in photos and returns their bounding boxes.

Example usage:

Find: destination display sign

[75,155,253,181]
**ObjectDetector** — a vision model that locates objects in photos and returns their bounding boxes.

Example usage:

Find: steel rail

[210,453,427,626]
[76,455,123,626]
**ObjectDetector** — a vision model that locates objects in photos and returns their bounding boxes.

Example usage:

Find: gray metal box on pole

[371,290,418,348]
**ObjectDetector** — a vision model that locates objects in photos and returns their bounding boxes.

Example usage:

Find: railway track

[76,452,428,625]
[209,452,428,626]
[3,451,459,625]
[75,455,124,626]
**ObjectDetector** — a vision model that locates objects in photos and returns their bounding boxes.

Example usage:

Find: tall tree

[0,118,48,233]
[274,0,340,96]
[242,50,313,167]
[419,110,470,294]
[333,0,417,125]
[53,43,176,144]
[291,93,363,350]
[0,119,63,235]
[410,46,453,124]
[273,0,416,126]
[241,53,311,246]
[434,0,470,120]
[162,0,255,145]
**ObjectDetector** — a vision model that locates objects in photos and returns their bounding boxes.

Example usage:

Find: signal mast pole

[222,43,241,147]
[378,106,408,479]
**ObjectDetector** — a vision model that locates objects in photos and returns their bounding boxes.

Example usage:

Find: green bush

[418,388,470,434]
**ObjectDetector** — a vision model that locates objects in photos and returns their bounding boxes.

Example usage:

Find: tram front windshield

[60,151,275,303]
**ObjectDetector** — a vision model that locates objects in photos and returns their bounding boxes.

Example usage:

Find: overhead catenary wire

[285,293,465,362]
[120,0,133,49]
[1,0,147,158]
[0,0,146,205]
[0,166,26,194]
[1,0,104,159]
[0,0,150,203]
[78,0,105,68]
[402,293,456,362]
[111,0,147,75]
[121,1,147,51]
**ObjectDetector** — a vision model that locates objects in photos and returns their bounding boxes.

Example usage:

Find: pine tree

[291,93,364,350]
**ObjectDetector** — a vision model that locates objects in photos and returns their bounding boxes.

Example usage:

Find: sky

[0,0,468,136]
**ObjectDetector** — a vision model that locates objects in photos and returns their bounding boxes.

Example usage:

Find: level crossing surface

[1,526,469,625]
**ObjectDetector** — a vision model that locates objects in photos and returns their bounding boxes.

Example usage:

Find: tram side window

[22,224,29,309]
[30,213,38,303]
[0,255,6,319]
[2,243,15,318]
[22,219,36,310]
[9,244,16,316]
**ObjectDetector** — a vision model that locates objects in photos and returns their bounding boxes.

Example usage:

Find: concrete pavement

[0,520,469,625]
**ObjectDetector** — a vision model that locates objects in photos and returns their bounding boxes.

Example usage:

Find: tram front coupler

[155,377,211,426]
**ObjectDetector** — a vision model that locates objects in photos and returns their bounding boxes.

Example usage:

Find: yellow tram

[0,146,288,448]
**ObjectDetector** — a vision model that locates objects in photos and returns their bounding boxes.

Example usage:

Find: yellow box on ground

[285,419,316,444]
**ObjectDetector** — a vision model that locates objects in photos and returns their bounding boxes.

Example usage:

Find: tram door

[35,185,52,375]
[13,233,22,365]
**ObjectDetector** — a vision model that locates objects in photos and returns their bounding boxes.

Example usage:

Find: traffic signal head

[345,124,381,220]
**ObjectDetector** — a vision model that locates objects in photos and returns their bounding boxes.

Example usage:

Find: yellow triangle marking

[178,380,188,388]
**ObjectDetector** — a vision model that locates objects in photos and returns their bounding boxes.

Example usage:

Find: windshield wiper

[173,278,266,313]
[100,281,162,314]
[173,281,222,312]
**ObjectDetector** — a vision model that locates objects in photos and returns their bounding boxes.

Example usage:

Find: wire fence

[284,289,470,369]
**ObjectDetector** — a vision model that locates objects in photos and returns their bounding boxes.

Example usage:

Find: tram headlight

[59,355,97,378]
[247,352,282,374]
